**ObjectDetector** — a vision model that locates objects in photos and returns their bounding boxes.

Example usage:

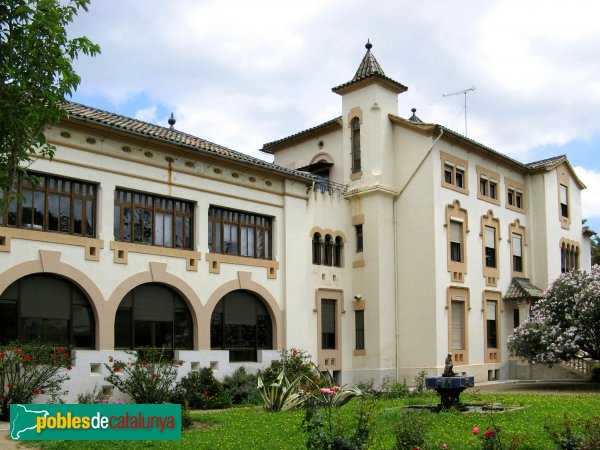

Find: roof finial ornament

[409,107,424,123]
[168,113,176,130]
[365,39,372,51]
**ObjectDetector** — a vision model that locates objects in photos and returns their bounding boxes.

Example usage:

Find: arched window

[114,284,192,351]
[312,232,324,265]
[333,236,343,267]
[351,117,361,173]
[324,234,334,266]
[0,274,95,348]
[210,290,273,362]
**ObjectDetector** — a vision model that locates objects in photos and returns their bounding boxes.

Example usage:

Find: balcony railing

[309,180,348,196]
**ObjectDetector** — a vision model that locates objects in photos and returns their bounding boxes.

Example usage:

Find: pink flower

[320,388,334,395]
[291,348,298,357]
[442,444,448,449]
[332,386,341,393]
[471,427,480,435]
[484,430,494,438]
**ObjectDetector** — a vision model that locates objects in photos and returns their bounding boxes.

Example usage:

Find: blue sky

[66,0,600,233]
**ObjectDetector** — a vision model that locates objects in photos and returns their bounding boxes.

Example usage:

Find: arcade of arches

[0,274,275,362]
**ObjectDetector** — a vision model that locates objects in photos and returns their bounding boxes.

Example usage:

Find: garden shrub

[104,348,179,404]
[393,410,431,450]
[0,341,72,421]
[412,370,428,395]
[76,384,109,404]
[259,348,320,387]
[257,370,304,412]
[222,366,260,405]
[171,368,232,410]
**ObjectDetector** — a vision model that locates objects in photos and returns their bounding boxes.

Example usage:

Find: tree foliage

[508,266,600,365]
[0,0,99,208]
[591,234,600,266]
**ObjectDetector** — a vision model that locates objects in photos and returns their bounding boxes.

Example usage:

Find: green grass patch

[31,392,600,449]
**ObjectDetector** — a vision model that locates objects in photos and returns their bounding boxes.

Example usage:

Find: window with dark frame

[355,225,363,252]
[208,206,272,259]
[210,290,272,362]
[508,188,523,209]
[355,310,365,350]
[513,308,520,329]
[480,176,498,200]
[321,299,336,350]
[486,300,498,349]
[0,172,96,237]
[114,283,192,352]
[450,221,463,262]
[0,274,95,348]
[559,184,569,218]
[484,226,497,268]
[351,117,361,173]
[512,233,523,273]
[114,189,193,249]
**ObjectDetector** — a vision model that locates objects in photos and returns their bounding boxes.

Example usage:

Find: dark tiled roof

[332,42,407,95]
[504,277,544,301]
[62,102,313,181]
[261,117,342,153]
[526,155,567,170]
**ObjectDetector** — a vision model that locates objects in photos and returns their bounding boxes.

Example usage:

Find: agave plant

[257,370,305,412]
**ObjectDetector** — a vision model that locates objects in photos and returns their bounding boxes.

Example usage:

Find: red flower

[40,390,45,394]
[471,427,480,435]
[57,347,63,353]
[0,353,5,359]
[51,354,57,360]
[203,390,209,397]
[130,362,136,367]
[7,384,13,389]
[484,430,495,438]
[15,349,22,355]
[114,366,121,373]
[141,361,148,367]
[178,361,183,366]
[34,389,40,395]
[151,373,157,379]
[62,353,69,359]
[23,355,32,361]
[67,365,72,371]
[109,356,114,363]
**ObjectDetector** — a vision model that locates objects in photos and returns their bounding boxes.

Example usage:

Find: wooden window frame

[440,151,469,195]
[208,206,272,260]
[476,166,501,206]
[446,200,468,282]
[509,219,526,277]
[481,210,500,286]
[447,286,470,365]
[115,189,194,250]
[1,171,97,237]
[483,291,501,363]
[505,177,525,213]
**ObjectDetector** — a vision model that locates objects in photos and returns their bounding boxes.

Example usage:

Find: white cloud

[575,167,600,220]
[134,106,158,124]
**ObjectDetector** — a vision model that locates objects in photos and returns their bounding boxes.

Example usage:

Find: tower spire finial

[365,39,372,51]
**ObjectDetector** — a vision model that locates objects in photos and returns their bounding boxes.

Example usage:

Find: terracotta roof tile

[504,277,544,301]
[61,102,313,181]
[261,117,342,153]
[526,155,567,170]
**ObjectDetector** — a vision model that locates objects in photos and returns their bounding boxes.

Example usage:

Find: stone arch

[107,262,202,350]
[0,250,105,349]
[310,152,334,165]
[202,271,283,350]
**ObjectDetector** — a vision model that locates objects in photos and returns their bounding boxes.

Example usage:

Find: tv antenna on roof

[443,86,476,137]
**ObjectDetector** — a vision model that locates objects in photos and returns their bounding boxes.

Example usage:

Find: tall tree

[0,0,99,209]
[508,266,600,365]
[592,234,600,266]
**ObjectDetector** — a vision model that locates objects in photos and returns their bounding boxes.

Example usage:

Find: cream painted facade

[0,44,593,402]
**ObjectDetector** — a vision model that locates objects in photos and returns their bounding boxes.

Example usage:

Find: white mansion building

[0,43,593,399]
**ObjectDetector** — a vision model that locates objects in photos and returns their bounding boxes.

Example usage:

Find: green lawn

[30,392,600,449]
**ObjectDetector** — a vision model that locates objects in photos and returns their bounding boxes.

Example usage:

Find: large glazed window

[321,299,336,350]
[114,283,193,351]
[114,189,193,249]
[0,274,95,348]
[210,290,273,362]
[351,117,361,173]
[0,172,96,236]
[208,206,272,259]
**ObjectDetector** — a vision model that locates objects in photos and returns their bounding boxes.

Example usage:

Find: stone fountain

[425,353,474,412]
